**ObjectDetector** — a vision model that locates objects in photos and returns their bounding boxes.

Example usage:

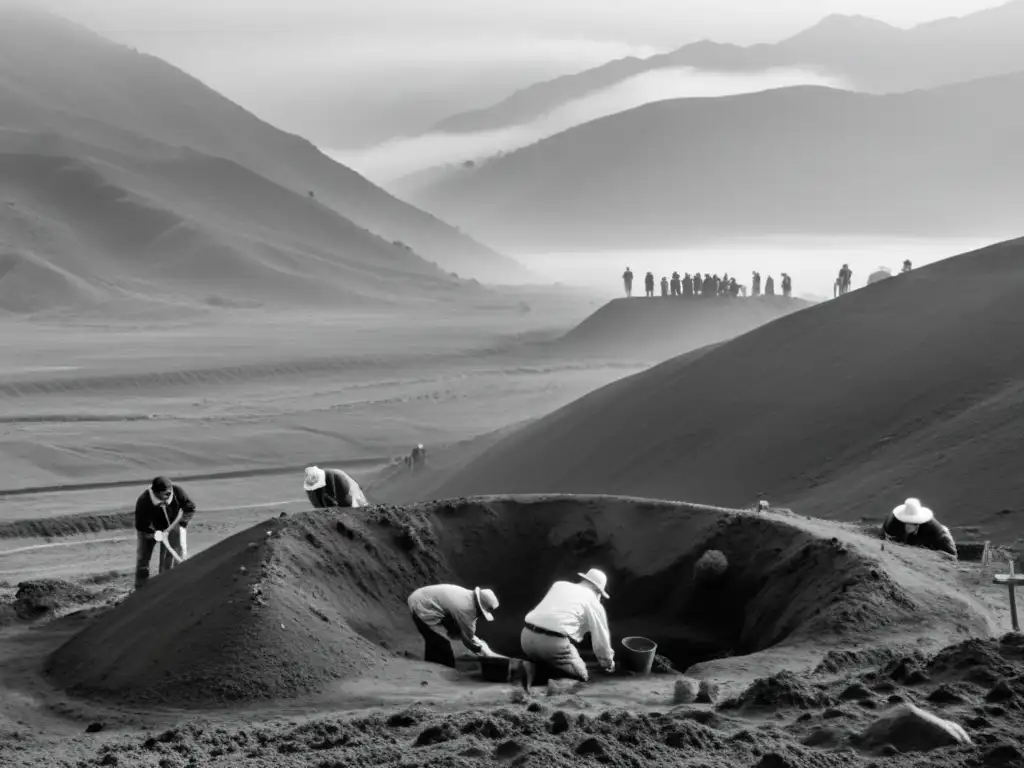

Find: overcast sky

[44,0,1010,147]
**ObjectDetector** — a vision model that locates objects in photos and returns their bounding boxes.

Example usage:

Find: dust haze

[331,67,848,185]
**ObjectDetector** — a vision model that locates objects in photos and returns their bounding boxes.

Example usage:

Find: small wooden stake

[994,558,1024,632]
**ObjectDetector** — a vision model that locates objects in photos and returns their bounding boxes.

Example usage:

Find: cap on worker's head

[303,466,326,491]
[151,476,172,494]
[474,587,499,621]
[893,498,933,526]
[577,568,610,599]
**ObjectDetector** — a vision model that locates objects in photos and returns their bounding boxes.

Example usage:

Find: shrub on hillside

[693,550,729,588]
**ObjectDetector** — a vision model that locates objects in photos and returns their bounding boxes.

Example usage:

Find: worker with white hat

[303,466,368,509]
[516,568,615,689]
[882,498,957,559]
[407,584,500,668]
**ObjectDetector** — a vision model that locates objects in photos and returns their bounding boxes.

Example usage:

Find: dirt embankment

[45,496,989,709]
[17,634,1024,768]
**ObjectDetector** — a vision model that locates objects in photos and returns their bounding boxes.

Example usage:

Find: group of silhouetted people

[622,267,792,299]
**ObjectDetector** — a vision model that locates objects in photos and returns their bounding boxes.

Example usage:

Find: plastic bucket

[480,656,512,682]
[620,636,658,675]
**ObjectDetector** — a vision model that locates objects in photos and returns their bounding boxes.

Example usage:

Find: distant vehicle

[867,267,893,286]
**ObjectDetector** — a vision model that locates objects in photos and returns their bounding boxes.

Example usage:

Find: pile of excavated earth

[1,496,1012,767]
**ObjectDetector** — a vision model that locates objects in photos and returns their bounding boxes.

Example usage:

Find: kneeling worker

[518,568,614,689]
[883,497,957,559]
[303,466,368,508]
[407,584,500,668]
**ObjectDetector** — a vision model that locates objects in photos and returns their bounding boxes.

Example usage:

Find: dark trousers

[134,529,181,590]
[411,611,456,668]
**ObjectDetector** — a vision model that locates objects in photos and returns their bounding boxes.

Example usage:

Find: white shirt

[524,581,614,666]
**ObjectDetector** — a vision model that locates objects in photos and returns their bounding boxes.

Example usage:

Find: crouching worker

[407,584,500,668]
[518,568,615,690]
[883,497,957,559]
[303,466,368,509]
[134,475,196,590]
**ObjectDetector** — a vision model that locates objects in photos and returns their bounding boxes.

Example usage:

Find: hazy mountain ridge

[429,1,1024,135]
[412,72,1024,251]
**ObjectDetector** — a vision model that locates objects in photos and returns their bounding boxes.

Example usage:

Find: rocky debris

[14,579,94,619]
[839,682,873,701]
[549,711,572,735]
[651,654,678,674]
[721,671,832,711]
[84,723,105,734]
[856,703,972,753]
[928,683,970,704]
[697,679,721,703]
[986,679,1016,703]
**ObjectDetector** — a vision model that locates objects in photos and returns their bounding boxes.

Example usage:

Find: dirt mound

[435,238,1024,537]
[13,579,95,619]
[557,296,811,360]
[47,496,988,708]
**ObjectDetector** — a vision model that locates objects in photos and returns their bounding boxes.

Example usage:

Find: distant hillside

[0,5,526,284]
[413,73,1024,252]
[435,237,1024,540]
[0,146,466,313]
[559,296,811,360]
[431,1,1024,135]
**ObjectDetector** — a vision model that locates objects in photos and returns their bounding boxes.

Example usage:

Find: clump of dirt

[720,671,833,711]
[13,579,96,619]
[693,549,729,587]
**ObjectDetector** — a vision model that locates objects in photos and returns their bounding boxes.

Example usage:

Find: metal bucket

[620,636,658,675]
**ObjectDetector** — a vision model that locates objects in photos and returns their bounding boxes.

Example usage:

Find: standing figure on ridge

[644,271,655,298]
[781,273,792,297]
[764,275,775,296]
[683,273,693,297]
[660,275,669,297]
[692,273,702,296]
[622,267,634,297]
[670,272,681,297]
[751,271,761,297]
[838,264,853,295]
[902,259,913,274]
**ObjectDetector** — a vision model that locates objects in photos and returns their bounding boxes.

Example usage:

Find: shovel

[153,528,185,564]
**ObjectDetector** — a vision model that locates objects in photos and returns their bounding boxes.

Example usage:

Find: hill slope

[0,141,467,313]
[436,237,1024,540]
[431,1,1024,135]
[413,74,1024,251]
[0,4,525,283]
[559,296,812,360]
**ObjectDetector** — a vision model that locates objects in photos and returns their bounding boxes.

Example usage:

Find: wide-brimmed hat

[474,587,499,621]
[577,568,610,599]
[303,466,326,491]
[893,498,933,525]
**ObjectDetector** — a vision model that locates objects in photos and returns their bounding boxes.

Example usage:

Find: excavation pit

[45,496,964,708]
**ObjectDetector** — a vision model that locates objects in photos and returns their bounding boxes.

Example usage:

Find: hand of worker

[603,661,615,674]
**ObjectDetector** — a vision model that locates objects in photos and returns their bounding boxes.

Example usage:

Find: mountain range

[0,5,526,313]
[430,0,1024,136]
[411,71,1024,252]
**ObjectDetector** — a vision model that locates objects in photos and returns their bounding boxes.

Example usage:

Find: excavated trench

[46,496,935,707]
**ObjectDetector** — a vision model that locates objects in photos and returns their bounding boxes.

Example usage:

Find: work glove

[603,661,615,674]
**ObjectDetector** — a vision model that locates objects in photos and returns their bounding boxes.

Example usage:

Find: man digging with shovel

[134,476,196,590]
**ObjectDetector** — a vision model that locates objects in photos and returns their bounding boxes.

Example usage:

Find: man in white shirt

[408,584,500,668]
[517,568,615,689]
